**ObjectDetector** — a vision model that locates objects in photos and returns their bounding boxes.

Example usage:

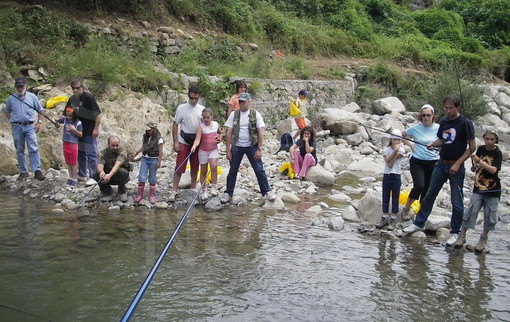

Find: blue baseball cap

[238,92,251,101]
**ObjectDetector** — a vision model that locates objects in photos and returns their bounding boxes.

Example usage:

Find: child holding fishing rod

[54,107,83,187]
[191,108,223,200]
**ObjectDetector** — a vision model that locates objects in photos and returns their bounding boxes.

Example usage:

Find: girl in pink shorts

[56,107,83,186]
[191,108,223,200]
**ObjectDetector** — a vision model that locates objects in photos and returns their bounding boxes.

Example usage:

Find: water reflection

[0,192,509,321]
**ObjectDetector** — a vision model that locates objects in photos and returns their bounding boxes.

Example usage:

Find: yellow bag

[45,96,69,109]
[289,100,301,117]
[186,164,222,184]
[278,161,295,179]
[398,189,421,214]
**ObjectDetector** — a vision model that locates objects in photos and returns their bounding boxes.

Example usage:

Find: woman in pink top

[226,80,247,118]
[191,108,223,200]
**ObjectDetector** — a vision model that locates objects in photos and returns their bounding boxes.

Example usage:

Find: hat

[238,92,251,102]
[298,90,308,96]
[145,121,157,131]
[420,104,434,114]
[14,77,26,87]
[390,129,402,139]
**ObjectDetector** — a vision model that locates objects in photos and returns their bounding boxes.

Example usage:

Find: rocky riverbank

[1,81,510,244]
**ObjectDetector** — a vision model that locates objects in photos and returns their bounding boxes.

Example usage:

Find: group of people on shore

[376,95,502,252]
[3,78,502,251]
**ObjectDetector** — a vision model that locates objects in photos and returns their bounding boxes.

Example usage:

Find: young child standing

[291,90,308,140]
[377,129,405,230]
[56,107,83,186]
[289,126,317,180]
[129,121,163,204]
[454,131,502,251]
[191,108,223,200]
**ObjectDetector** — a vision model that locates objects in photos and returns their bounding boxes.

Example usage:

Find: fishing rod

[59,178,103,229]
[0,303,52,322]
[121,177,207,321]
[0,87,59,126]
[344,120,440,149]
[133,150,193,223]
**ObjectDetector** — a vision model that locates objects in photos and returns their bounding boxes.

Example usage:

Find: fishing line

[0,87,59,126]
[0,303,52,321]
[121,176,207,321]
[133,150,194,223]
[58,179,102,230]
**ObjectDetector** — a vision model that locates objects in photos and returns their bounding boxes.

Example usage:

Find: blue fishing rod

[133,150,193,223]
[120,176,207,321]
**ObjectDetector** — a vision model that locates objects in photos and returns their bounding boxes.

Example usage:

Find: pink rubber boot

[134,183,145,203]
[149,184,157,204]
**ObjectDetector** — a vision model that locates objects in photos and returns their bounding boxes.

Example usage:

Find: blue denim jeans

[414,162,465,233]
[138,156,158,184]
[11,123,41,173]
[78,135,98,178]
[382,174,401,214]
[462,193,499,231]
[225,145,271,197]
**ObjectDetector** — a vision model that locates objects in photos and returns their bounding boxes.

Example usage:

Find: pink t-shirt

[200,121,219,151]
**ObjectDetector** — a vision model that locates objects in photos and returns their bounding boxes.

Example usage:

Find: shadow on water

[0,192,509,321]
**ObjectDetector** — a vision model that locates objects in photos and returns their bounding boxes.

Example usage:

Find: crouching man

[93,135,132,202]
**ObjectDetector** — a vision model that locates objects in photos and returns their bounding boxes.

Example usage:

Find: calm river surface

[1,191,509,321]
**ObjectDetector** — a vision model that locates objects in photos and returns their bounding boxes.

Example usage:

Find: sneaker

[85,178,97,186]
[210,187,219,196]
[34,170,45,181]
[454,232,466,248]
[118,193,128,202]
[474,235,488,252]
[376,217,389,229]
[17,173,29,181]
[387,217,396,230]
[446,233,458,247]
[401,207,412,221]
[266,191,276,202]
[220,193,231,204]
[403,223,424,234]
[200,191,209,201]
[67,178,77,187]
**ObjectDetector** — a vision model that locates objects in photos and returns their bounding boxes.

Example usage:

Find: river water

[1,191,509,321]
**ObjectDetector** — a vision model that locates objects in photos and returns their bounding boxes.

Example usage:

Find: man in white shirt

[221,93,276,204]
[172,86,205,191]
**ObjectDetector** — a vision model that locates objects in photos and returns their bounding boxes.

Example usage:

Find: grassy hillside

[1,0,508,116]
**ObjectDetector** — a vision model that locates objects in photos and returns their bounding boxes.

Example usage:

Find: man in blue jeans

[221,93,276,204]
[403,95,476,246]
[66,79,102,185]
[4,77,45,181]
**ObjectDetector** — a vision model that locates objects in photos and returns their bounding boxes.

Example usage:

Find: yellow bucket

[399,189,421,213]
[186,164,222,184]
[278,161,295,179]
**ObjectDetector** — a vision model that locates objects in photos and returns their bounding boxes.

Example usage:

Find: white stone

[328,216,345,230]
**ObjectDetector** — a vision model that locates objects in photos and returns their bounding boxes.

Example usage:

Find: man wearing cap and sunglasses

[3,77,45,181]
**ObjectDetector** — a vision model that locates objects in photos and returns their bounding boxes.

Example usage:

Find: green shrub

[411,9,464,38]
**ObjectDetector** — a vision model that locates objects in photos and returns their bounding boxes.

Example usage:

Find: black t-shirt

[66,92,101,137]
[437,114,475,161]
[473,145,502,197]
[295,139,317,163]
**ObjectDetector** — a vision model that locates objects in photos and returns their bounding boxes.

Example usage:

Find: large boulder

[357,191,381,224]
[305,164,335,187]
[372,97,406,115]
[317,108,363,135]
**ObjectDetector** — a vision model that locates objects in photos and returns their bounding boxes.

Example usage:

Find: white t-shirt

[383,146,405,174]
[225,109,265,147]
[174,102,205,144]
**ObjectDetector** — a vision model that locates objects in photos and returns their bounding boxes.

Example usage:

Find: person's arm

[471,153,497,175]
[96,163,105,182]
[191,125,202,152]
[225,127,233,161]
[254,127,264,160]
[92,113,102,138]
[216,126,223,143]
[303,139,314,154]
[385,145,403,168]
[157,141,163,169]
[427,138,443,150]
[101,160,123,183]
[68,125,82,138]
[172,121,180,152]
